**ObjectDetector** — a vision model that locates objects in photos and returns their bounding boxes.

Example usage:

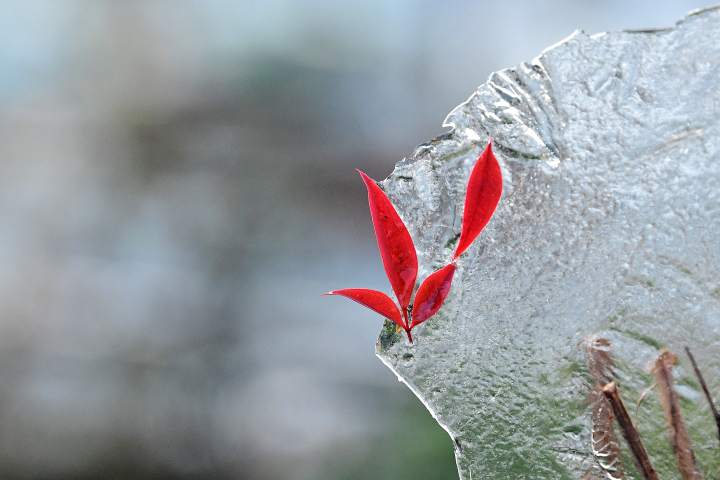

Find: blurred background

[0,1,711,479]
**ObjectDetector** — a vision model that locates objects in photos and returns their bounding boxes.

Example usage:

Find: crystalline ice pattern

[376,7,720,479]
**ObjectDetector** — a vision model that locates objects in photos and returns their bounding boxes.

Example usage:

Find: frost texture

[377,7,720,479]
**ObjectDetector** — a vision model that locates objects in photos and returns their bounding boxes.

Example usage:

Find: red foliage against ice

[453,141,503,260]
[410,263,456,329]
[325,288,404,329]
[357,170,418,314]
[328,140,502,344]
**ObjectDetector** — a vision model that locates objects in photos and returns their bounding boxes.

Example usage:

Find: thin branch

[653,350,703,479]
[585,337,624,478]
[685,346,720,445]
[602,382,659,480]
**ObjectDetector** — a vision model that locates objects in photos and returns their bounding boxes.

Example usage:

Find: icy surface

[377,7,720,479]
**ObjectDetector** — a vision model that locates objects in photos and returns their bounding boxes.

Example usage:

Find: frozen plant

[326,140,502,343]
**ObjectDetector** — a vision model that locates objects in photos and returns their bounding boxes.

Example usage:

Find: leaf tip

[356,168,373,184]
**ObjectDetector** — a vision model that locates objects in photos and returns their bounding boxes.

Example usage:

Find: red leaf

[453,140,503,259]
[325,288,405,329]
[410,263,456,329]
[357,170,418,314]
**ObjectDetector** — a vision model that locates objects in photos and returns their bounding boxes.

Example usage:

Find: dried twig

[585,337,624,478]
[602,382,659,480]
[685,346,720,444]
[635,382,656,413]
[653,350,703,479]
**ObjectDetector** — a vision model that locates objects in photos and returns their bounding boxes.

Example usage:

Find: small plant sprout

[326,139,503,344]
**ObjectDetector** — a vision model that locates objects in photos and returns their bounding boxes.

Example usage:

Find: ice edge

[375,349,465,476]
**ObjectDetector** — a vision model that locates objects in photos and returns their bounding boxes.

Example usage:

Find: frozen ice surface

[376,7,720,479]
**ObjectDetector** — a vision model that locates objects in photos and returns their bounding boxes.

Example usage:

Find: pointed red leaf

[409,263,456,329]
[453,140,503,259]
[325,288,405,329]
[357,170,418,313]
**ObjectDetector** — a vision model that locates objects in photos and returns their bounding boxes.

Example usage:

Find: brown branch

[585,337,624,478]
[653,350,703,479]
[602,382,659,480]
[685,346,720,445]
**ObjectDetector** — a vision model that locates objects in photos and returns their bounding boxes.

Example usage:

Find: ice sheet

[376,7,720,479]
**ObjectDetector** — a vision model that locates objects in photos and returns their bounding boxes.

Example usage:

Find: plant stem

[653,351,703,479]
[585,337,624,478]
[685,346,720,444]
[602,382,659,480]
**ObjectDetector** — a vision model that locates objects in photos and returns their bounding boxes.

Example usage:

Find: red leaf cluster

[326,140,502,343]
